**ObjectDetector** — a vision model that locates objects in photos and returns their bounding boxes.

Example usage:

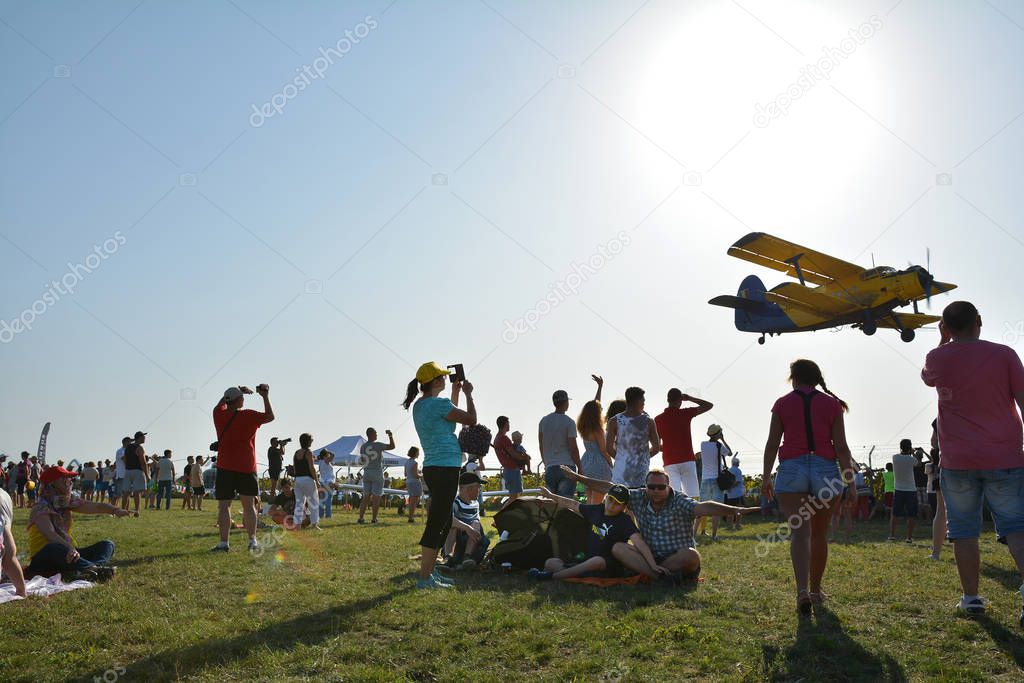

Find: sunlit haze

[2,0,1023,476]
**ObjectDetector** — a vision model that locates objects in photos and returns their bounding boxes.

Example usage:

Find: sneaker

[371,519,378,524]
[408,518,415,523]
[357,518,365,524]
[93,566,117,582]
[927,553,941,561]
[210,543,229,553]
[527,568,553,581]
[905,538,913,544]
[431,570,455,586]
[458,559,477,571]
[248,539,259,552]
[887,536,896,542]
[310,525,323,531]
[416,575,452,589]
[956,596,987,615]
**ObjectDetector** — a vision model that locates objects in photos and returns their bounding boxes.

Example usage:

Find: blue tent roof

[317,435,409,468]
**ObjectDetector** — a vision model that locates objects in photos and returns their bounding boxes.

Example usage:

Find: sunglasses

[646,484,668,491]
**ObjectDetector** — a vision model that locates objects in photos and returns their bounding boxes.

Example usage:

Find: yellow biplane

[709,233,956,344]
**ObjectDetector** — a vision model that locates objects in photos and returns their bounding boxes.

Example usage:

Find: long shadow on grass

[976,615,1024,670]
[116,551,196,567]
[76,587,414,683]
[388,570,701,610]
[981,563,1023,592]
[761,606,906,682]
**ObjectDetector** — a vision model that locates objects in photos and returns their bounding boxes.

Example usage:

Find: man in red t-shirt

[211,384,274,552]
[492,416,526,504]
[922,301,1024,619]
[655,388,713,498]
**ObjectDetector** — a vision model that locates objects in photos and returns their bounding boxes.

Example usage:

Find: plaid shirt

[628,488,697,557]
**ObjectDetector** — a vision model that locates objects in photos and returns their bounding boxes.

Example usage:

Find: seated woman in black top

[533,484,667,580]
[267,479,308,529]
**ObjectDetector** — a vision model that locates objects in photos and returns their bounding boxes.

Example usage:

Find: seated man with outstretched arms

[562,465,760,580]
[530,483,666,581]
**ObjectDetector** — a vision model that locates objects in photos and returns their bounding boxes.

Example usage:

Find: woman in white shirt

[317,450,336,520]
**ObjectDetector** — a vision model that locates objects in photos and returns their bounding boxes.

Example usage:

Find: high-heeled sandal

[797,589,812,615]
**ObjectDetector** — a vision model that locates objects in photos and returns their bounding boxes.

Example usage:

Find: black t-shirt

[268,447,283,468]
[124,445,143,471]
[579,503,639,559]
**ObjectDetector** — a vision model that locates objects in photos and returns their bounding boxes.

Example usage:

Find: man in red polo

[212,384,274,552]
[655,388,713,498]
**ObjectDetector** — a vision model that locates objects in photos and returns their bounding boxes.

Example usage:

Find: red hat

[40,466,79,485]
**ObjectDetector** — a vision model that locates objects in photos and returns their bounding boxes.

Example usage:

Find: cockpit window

[859,266,897,280]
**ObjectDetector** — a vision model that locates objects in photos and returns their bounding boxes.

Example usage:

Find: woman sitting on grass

[26,466,131,582]
[529,483,667,581]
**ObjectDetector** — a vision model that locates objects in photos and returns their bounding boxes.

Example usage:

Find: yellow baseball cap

[415,361,451,384]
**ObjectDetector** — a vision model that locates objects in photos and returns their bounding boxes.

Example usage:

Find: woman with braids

[403,362,477,589]
[762,359,856,614]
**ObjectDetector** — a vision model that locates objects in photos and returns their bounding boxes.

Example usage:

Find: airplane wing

[727,233,865,286]
[876,312,941,330]
[764,282,859,317]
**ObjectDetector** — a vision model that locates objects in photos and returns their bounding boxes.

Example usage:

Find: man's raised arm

[560,465,612,494]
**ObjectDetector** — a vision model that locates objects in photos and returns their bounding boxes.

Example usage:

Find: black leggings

[419,466,460,550]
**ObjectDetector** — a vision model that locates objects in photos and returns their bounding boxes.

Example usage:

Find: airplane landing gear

[862,315,877,336]
[900,328,915,343]
[758,334,766,345]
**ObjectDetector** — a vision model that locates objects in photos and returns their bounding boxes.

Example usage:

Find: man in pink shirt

[921,301,1024,621]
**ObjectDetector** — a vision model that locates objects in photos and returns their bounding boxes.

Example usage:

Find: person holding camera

[403,361,477,589]
[358,427,395,524]
[268,437,290,500]
[211,384,274,552]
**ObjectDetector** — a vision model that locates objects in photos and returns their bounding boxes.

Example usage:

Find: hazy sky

[2,0,1022,475]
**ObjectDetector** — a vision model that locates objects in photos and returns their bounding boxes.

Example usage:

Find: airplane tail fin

[709,275,788,332]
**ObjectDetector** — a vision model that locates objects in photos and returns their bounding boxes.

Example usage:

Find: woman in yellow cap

[403,362,478,589]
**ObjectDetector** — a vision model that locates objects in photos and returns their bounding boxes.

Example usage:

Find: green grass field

[3,502,1024,682]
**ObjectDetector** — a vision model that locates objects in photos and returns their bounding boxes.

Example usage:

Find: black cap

[459,471,483,486]
[134,431,147,440]
[606,484,630,505]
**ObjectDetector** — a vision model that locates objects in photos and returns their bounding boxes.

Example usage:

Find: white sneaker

[248,539,259,552]
[956,596,987,615]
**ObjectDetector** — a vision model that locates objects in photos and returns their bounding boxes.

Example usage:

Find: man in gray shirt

[538,389,581,497]
[156,450,175,510]
[890,439,919,542]
[358,427,395,524]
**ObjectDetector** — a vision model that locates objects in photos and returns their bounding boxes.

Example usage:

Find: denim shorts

[545,464,577,498]
[774,455,843,498]
[502,468,523,494]
[941,467,1024,541]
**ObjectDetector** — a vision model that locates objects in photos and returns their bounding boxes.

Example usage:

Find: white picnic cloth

[0,574,94,603]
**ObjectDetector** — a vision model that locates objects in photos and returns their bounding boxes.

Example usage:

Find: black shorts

[215,469,258,500]
[892,490,918,517]
[268,466,282,481]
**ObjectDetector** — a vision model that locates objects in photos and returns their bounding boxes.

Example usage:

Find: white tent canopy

[317,435,409,469]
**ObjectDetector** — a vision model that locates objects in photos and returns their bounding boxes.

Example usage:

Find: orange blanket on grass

[562,575,704,587]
